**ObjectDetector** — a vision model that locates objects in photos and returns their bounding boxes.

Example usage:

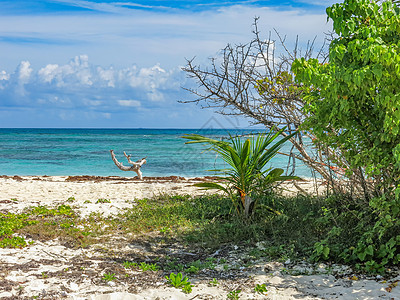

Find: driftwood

[110,150,146,180]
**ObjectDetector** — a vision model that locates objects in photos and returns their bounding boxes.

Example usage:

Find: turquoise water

[0,128,312,177]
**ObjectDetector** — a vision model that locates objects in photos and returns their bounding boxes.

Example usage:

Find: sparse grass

[96,198,111,204]
[1,191,372,274]
[139,262,160,272]
[254,283,268,294]
[184,258,216,274]
[117,193,326,262]
[227,289,241,299]
[1,193,327,262]
[122,261,138,269]
[0,203,120,249]
[102,272,116,281]
[209,278,219,286]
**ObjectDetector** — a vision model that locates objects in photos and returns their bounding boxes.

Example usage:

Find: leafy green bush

[0,212,37,248]
[292,0,400,272]
[30,205,74,217]
[0,236,28,248]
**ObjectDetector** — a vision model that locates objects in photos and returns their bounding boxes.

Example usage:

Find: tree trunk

[244,195,255,217]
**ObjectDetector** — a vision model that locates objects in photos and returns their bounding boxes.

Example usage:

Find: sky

[0,0,337,128]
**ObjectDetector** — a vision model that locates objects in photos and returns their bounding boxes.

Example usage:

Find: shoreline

[0,174,221,182]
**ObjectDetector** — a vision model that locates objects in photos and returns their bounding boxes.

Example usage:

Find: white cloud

[17,61,32,83]
[97,66,115,87]
[84,99,102,106]
[38,64,60,83]
[37,55,95,87]
[147,91,164,102]
[0,55,184,115]
[0,70,9,81]
[0,70,10,90]
[117,99,141,107]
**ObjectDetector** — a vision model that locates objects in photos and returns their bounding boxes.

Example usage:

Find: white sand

[0,176,215,217]
[0,176,398,299]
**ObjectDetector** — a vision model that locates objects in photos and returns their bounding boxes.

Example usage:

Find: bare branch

[110,150,146,180]
[181,17,373,196]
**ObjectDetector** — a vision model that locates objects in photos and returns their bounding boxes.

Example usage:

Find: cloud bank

[0,55,209,127]
[1,54,183,107]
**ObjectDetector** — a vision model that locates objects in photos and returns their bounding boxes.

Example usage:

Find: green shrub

[292,0,400,272]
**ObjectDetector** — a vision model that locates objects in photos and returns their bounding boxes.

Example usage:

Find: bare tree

[110,150,146,180]
[181,18,369,196]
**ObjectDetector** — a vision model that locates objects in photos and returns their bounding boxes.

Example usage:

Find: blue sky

[0,0,337,128]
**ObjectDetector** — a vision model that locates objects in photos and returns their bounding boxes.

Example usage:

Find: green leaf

[357,251,367,261]
[193,182,228,194]
[372,64,383,79]
[266,168,284,178]
[365,245,374,256]
[323,246,330,259]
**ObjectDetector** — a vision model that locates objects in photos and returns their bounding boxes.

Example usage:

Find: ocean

[0,128,313,177]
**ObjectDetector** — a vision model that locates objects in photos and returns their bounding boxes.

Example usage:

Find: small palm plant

[183,128,300,217]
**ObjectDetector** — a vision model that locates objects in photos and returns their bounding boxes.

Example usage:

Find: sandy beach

[0,175,399,299]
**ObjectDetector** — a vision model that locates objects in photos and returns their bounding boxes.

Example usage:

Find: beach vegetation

[184,259,216,274]
[1,187,396,276]
[102,272,116,281]
[183,129,301,217]
[139,262,160,272]
[254,283,268,295]
[0,212,37,248]
[96,198,111,204]
[165,272,193,294]
[122,260,160,271]
[165,260,185,272]
[121,193,326,259]
[122,261,138,269]
[227,289,241,300]
[181,2,400,273]
[292,0,400,273]
[209,278,219,286]
[0,236,28,248]
[0,204,113,249]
